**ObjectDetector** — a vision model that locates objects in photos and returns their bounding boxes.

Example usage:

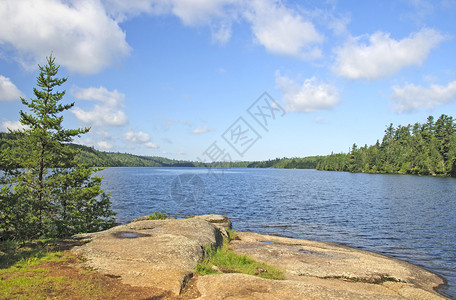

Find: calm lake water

[100,167,456,298]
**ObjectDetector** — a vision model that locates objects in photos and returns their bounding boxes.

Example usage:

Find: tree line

[2,136,321,170]
[317,114,456,177]
[247,156,320,169]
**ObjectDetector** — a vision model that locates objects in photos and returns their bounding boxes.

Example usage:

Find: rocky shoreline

[71,215,448,299]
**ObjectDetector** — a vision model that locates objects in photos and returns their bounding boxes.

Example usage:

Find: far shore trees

[317,114,456,176]
[0,55,115,241]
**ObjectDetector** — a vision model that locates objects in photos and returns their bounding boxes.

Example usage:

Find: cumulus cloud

[170,0,241,45]
[71,86,128,126]
[244,0,323,59]
[333,28,445,80]
[171,0,230,26]
[191,126,214,134]
[146,142,159,149]
[123,129,159,149]
[105,0,239,44]
[391,81,456,112]
[102,0,171,21]
[124,130,151,143]
[0,0,332,73]
[0,0,130,74]
[0,120,27,132]
[0,75,23,102]
[275,72,341,112]
[97,141,113,150]
[104,0,324,56]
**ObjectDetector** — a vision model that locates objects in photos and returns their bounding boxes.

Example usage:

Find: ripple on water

[100,167,456,298]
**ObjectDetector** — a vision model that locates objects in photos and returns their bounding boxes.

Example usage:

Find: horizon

[1,1,456,162]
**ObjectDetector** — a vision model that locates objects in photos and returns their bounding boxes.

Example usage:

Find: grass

[0,241,71,299]
[0,240,173,299]
[226,228,237,240]
[195,231,285,280]
[0,238,67,270]
[0,229,284,298]
[148,210,168,220]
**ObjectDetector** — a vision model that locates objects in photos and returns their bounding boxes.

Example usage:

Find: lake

[100,167,456,298]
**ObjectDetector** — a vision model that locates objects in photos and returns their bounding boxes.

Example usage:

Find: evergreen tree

[316,115,456,177]
[0,55,115,241]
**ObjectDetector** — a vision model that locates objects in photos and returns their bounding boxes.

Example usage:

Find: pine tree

[0,55,115,241]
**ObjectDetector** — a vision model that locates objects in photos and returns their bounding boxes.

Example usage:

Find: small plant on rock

[196,233,285,280]
[148,210,168,220]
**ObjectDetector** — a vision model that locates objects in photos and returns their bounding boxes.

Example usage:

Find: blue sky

[1,0,456,161]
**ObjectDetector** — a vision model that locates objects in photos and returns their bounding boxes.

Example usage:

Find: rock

[196,273,406,300]
[255,267,267,275]
[130,215,149,222]
[191,214,232,229]
[72,217,224,296]
[213,232,446,299]
[71,216,447,299]
[190,214,232,238]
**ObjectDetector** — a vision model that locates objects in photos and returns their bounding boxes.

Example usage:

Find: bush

[148,211,168,220]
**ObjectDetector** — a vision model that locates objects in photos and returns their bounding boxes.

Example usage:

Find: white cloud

[72,86,124,106]
[191,126,214,134]
[146,142,159,149]
[244,0,323,59]
[327,14,350,36]
[0,0,130,74]
[170,0,241,45]
[275,72,341,112]
[333,28,445,80]
[211,22,233,44]
[171,0,229,26]
[102,0,172,21]
[401,0,435,25]
[124,130,151,143]
[391,81,456,112]
[123,129,160,149]
[105,0,239,44]
[103,0,324,56]
[0,120,27,132]
[313,117,328,124]
[97,141,113,150]
[71,86,128,126]
[0,75,23,102]
[104,0,234,25]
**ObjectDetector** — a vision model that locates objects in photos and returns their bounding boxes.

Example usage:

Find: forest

[247,156,320,169]
[317,114,456,177]
[3,114,454,176]
[1,134,319,169]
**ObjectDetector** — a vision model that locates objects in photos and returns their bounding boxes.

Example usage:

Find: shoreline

[240,229,450,298]
[72,215,449,299]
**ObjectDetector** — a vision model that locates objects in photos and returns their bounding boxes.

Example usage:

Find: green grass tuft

[148,210,168,220]
[196,235,285,280]
[226,228,238,241]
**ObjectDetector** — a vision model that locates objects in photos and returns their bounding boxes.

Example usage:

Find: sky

[1,0,456,162]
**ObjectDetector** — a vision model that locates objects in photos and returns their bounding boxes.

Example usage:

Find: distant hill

[71,143,198,167]
[1,132,319,169]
